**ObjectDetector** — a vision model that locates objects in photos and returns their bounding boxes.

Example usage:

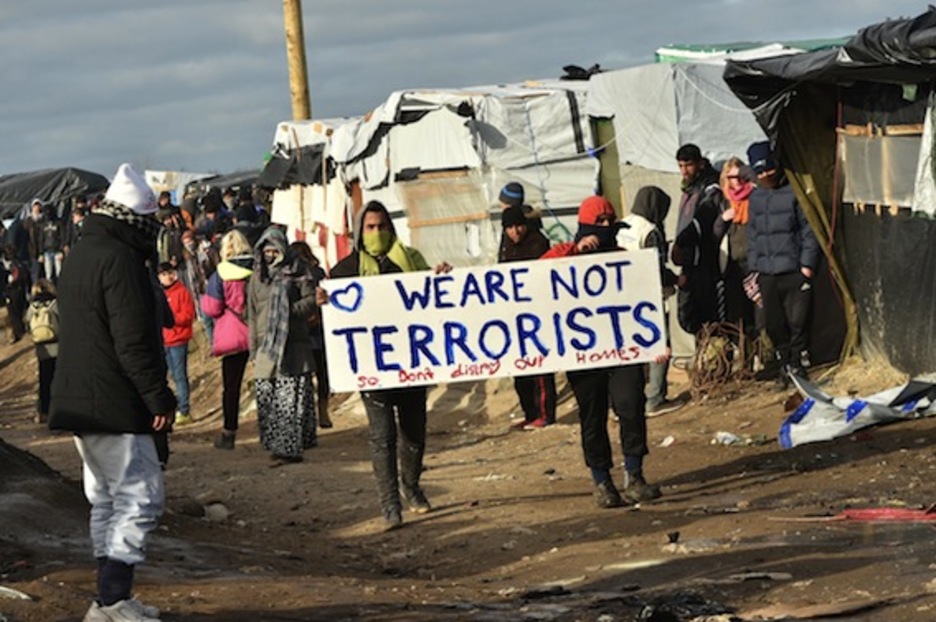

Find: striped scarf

[94,199,163,242]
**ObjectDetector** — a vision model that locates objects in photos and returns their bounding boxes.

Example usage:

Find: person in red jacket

[542,196,667,508]
[158,262,196,424]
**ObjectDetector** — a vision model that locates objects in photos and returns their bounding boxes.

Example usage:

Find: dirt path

[1,335,935,621]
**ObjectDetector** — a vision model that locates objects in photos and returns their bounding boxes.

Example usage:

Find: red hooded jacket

[162,279,195,347]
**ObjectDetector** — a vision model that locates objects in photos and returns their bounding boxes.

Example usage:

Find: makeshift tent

[586,62,768,228]
[144,170,214,204]
[261,81,597,269]
[725,7,936,374]
[0,167,109,219]
[185,169,260,198]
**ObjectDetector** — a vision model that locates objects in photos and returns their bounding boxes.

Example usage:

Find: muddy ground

[1,329,935,622]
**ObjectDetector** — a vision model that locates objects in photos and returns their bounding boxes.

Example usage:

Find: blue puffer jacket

[746,179,819,275]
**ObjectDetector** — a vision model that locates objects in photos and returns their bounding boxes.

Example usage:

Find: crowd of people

[0,138,819,621]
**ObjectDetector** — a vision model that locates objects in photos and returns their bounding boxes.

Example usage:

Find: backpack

[29,300,58,344]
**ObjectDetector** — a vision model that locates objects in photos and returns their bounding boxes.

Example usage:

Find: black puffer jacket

[746,178,819,275]
[50,214,176,433]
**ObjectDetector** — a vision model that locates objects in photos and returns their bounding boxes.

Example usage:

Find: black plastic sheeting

[808,253,848,368]
[257,144,335,189]
[724,8,936,142]
[842,208,936,375]
[185,169,260,197]
[0,167,109,219]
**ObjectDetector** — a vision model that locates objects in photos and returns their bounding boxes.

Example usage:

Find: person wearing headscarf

[619,186,681,416]
[543,195,666,509]
[247,227,320,463]
[323,200,451,531]
[288,241,333,430]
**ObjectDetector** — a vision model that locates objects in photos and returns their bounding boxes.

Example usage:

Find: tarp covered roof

[724,8,936,140]
[0,167,109,219]
[185,169,260,196]
[656,38,847,63]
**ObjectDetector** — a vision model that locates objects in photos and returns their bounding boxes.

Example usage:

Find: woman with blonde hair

[719,156,759,332]
[26,278,59,423]
[201,229,254,449]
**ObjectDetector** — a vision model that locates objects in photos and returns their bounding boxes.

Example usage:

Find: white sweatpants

[74,434,165,565]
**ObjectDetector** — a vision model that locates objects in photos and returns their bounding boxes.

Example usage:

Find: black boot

[214,430,235,450]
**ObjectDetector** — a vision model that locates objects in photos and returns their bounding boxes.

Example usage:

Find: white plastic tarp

[389,108,481,173]
[587,63,767,173]
[473,90,591,170]
[779,375,936,449]
[913,102,936,216]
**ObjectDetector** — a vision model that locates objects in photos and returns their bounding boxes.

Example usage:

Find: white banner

[322,248,666,392]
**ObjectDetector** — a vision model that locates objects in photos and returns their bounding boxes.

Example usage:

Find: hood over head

[354,200,397,250]
[631,186,671,229]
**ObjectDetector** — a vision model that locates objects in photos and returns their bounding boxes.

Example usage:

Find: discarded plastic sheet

[770,505,936,523]
[840,507,936,522]
[778,375,936,449]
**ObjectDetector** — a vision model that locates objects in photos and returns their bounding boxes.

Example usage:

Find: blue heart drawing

[330,282,364,313]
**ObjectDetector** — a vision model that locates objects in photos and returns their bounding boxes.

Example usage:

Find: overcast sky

[0,1,926,178]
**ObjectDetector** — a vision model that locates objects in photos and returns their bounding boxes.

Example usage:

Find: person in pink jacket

[200,230,253,449]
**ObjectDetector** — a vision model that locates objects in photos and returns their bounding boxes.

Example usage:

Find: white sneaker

[83,598,161,621]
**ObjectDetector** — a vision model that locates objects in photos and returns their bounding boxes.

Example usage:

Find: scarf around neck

[725,183,754,224]
[359,239,426,276]
[94,199,163,241]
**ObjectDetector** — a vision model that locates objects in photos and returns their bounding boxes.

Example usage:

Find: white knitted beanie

[104,163,157,215]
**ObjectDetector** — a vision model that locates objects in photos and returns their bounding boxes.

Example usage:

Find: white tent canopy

[587,63,767,173]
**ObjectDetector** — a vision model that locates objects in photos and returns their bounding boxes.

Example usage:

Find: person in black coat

[498,205,556,429]
[49,163,175,621]
[745,142,819,383]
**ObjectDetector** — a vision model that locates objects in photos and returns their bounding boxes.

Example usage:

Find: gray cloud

[0,1,925,177]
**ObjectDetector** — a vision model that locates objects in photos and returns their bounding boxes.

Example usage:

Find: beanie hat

[577,195,615,225]
[104,163,157,215]
[499,182,525,208]
[747,141,777,174]
[502,205,527,229]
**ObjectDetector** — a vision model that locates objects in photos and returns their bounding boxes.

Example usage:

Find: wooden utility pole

[283,0,311,120]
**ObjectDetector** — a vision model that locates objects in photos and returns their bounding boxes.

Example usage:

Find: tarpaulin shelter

[185,169,260,198]
[262,80,597,269]
[585,62,769,232]
[0,167,109,219]
[725,7,936,374]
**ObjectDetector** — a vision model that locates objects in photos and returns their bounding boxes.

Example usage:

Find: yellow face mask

[362,231,393,255]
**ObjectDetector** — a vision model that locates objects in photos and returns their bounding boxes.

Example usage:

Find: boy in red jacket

[158,262,196,425]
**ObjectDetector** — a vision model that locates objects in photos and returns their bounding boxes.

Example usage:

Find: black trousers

[759,272,811,370]
[7,285,27,340]
[514,373,557,423]
[362,387,427,512]
[221,351,250,432]
[567,364,648,473]
[37,356,56,415]
[311,346,329,420]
